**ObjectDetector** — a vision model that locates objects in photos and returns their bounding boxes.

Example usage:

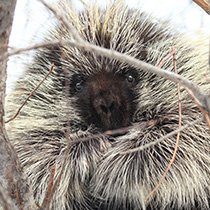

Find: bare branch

[0,40,63,61]
[145,47,182,200]
[0,0,34,208]
[120,118,201,155]
[185,87,210,128]
[2,37,210,117]
[6,63,54,124]
[192,0,210,14]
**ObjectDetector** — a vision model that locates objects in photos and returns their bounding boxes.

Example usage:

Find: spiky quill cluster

[6,0,209,209]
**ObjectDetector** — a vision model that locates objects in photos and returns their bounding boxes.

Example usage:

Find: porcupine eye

[69,74,85,95]
[75,82,83,92]
[126,74,135,83]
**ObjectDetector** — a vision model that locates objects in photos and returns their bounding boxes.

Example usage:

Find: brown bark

[192,0,210,14]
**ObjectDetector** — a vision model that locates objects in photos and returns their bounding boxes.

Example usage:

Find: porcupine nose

[93,89,120,130]
[96,90,117,117]
[100,98,115,115]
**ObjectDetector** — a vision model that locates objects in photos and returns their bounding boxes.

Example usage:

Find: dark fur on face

[70,70,139,131]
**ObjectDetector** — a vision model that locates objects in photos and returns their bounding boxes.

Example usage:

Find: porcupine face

[70,69,139,131]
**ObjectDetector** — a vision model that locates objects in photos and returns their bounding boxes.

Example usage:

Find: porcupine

[5,0,209,209]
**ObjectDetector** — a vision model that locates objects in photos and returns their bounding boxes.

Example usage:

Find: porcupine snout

[93,86,119,129]
[75,71,138,131]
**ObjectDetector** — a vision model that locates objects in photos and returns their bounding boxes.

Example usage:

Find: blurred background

[7,0,209,91]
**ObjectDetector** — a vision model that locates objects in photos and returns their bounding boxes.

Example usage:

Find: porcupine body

[5,0,209,209]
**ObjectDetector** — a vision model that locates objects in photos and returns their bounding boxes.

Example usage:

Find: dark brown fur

[72,70,139,131]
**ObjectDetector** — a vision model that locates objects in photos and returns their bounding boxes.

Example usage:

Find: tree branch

[2,0,209,117]
[192,0,210,14]
[0,0,34,209]
[2,37,210,117]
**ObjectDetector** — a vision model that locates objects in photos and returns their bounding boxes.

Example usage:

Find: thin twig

[39,0,84,42]
[41,51,72,210]
[185,87,210,128]
[40,164,56,209]
[16,184,24,210]
[69,113,176,146]
[158,48,176,68]
[0,40,64,61]
[5,63,54,123]
[35,202,41,209]
[120,118,200,155]
[145,47,182,201]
